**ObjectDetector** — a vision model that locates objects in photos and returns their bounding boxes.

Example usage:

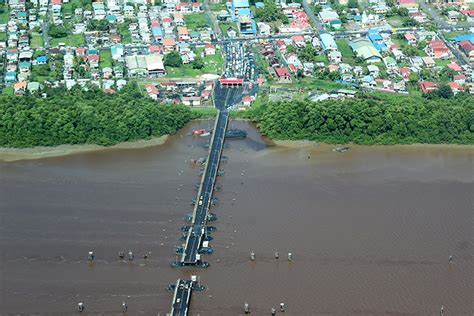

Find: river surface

[0,121,473,315]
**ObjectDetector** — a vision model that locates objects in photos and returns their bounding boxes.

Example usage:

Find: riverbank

[273,140,474,151]
[0,135,168,162]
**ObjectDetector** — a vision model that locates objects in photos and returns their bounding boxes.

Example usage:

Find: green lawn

[62,0,83,13]
[209,2,227,12]
[191,107,218,117]
[435,59,451,67]
[165,49,224,77]
[336,39,356,64]
[99,49,112,68]
[295,78,352,91]
[50,34,85,47]
[118,22,132,44]
[0,7,9,24]
[388,16,403,28]
[0,32,6,40]
[218,21,236,35]
[184,13,211,30]
[30,33,43,48]
[1,86,14,95]
[443,31,464,40]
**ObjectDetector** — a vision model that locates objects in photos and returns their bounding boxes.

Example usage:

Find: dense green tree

[249,95,474,144]
[255,0,286,22]
[164,51,183,67]
[48,25,69,38]
[87,19,110,32]
[192,56,204,69]
[0,84,194,148]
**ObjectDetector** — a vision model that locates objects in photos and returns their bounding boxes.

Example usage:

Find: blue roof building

[453,34,474,44]
[36,55,48,63]
[367,29,387,52]
[231,0,250,21]
[320,33,337,51]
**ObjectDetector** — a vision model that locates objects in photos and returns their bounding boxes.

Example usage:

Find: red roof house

[420,81,437,93]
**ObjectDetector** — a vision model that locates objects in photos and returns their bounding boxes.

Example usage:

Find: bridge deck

[169,279,193,316]
[179,109,229,265]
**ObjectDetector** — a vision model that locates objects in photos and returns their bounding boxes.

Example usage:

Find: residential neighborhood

[1,0,474,104]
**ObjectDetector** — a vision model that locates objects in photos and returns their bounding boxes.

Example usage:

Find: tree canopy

[0,84,194,148]
[250,95,474,144]
[164,51,183,67]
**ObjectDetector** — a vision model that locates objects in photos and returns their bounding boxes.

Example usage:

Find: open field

[50,34,85,47]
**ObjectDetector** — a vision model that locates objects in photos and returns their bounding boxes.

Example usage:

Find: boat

[192,129,209,136]
[332,146,351,153]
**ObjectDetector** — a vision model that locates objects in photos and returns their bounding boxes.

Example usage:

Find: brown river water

[0,121,473,315]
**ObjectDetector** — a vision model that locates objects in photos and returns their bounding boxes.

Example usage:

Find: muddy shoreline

[1,119,472,162]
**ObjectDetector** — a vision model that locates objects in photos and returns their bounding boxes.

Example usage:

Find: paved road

[42,9,50,48]
[203,0,222,39]
[419,1,452,30]
[419,1,470,65]
[302,0,325,33]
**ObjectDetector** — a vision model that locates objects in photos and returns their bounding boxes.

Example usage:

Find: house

[419,81,437,93]
[367,30,387,52]
[177,26,189,41]
[291,35,305,48]
[447,61,461,72]
[448,82,463,94]
[14,81,27,95]
[383,56,397,73]
[398,0,417,10]
[320,33,337,51]
[328,50,342,63]
[111,44,124,60]
[145,84,159,100]
[242,95,253,107]
[404,33,416,45]
[458,40,474,62]
[399,67,411,81]
[367,64,380,77]
[36,55,48,64]
[204,43,216,56]
[274,66,291,83]
[163,37,176,51]
[453,74,466,85]
[422,56,435,68]
[27,82,40,93]
[426,40,450,59]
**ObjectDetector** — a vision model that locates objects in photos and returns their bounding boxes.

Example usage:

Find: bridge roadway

[180,108,229,265]
[169,279,194,316]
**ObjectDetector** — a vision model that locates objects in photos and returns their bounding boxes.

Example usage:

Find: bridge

[172,108,229,267]
[168,41,246,315]
[168,278,205,316]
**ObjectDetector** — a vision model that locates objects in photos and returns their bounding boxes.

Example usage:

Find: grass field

[296,78,352,91]
[435,59,451,67]
[0,6,9,24]
[218,22,235,35]
[184,13,211,30]
[50,34,85,47]
[99,49,113,68]
[209,2,227,12]
[30,34,43,48]
[118,22,132,44]
[443,31,464,40]
[1,86,14,95]
[165,48,224,77]
[0,32,6,40]
[336,39,356,64]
